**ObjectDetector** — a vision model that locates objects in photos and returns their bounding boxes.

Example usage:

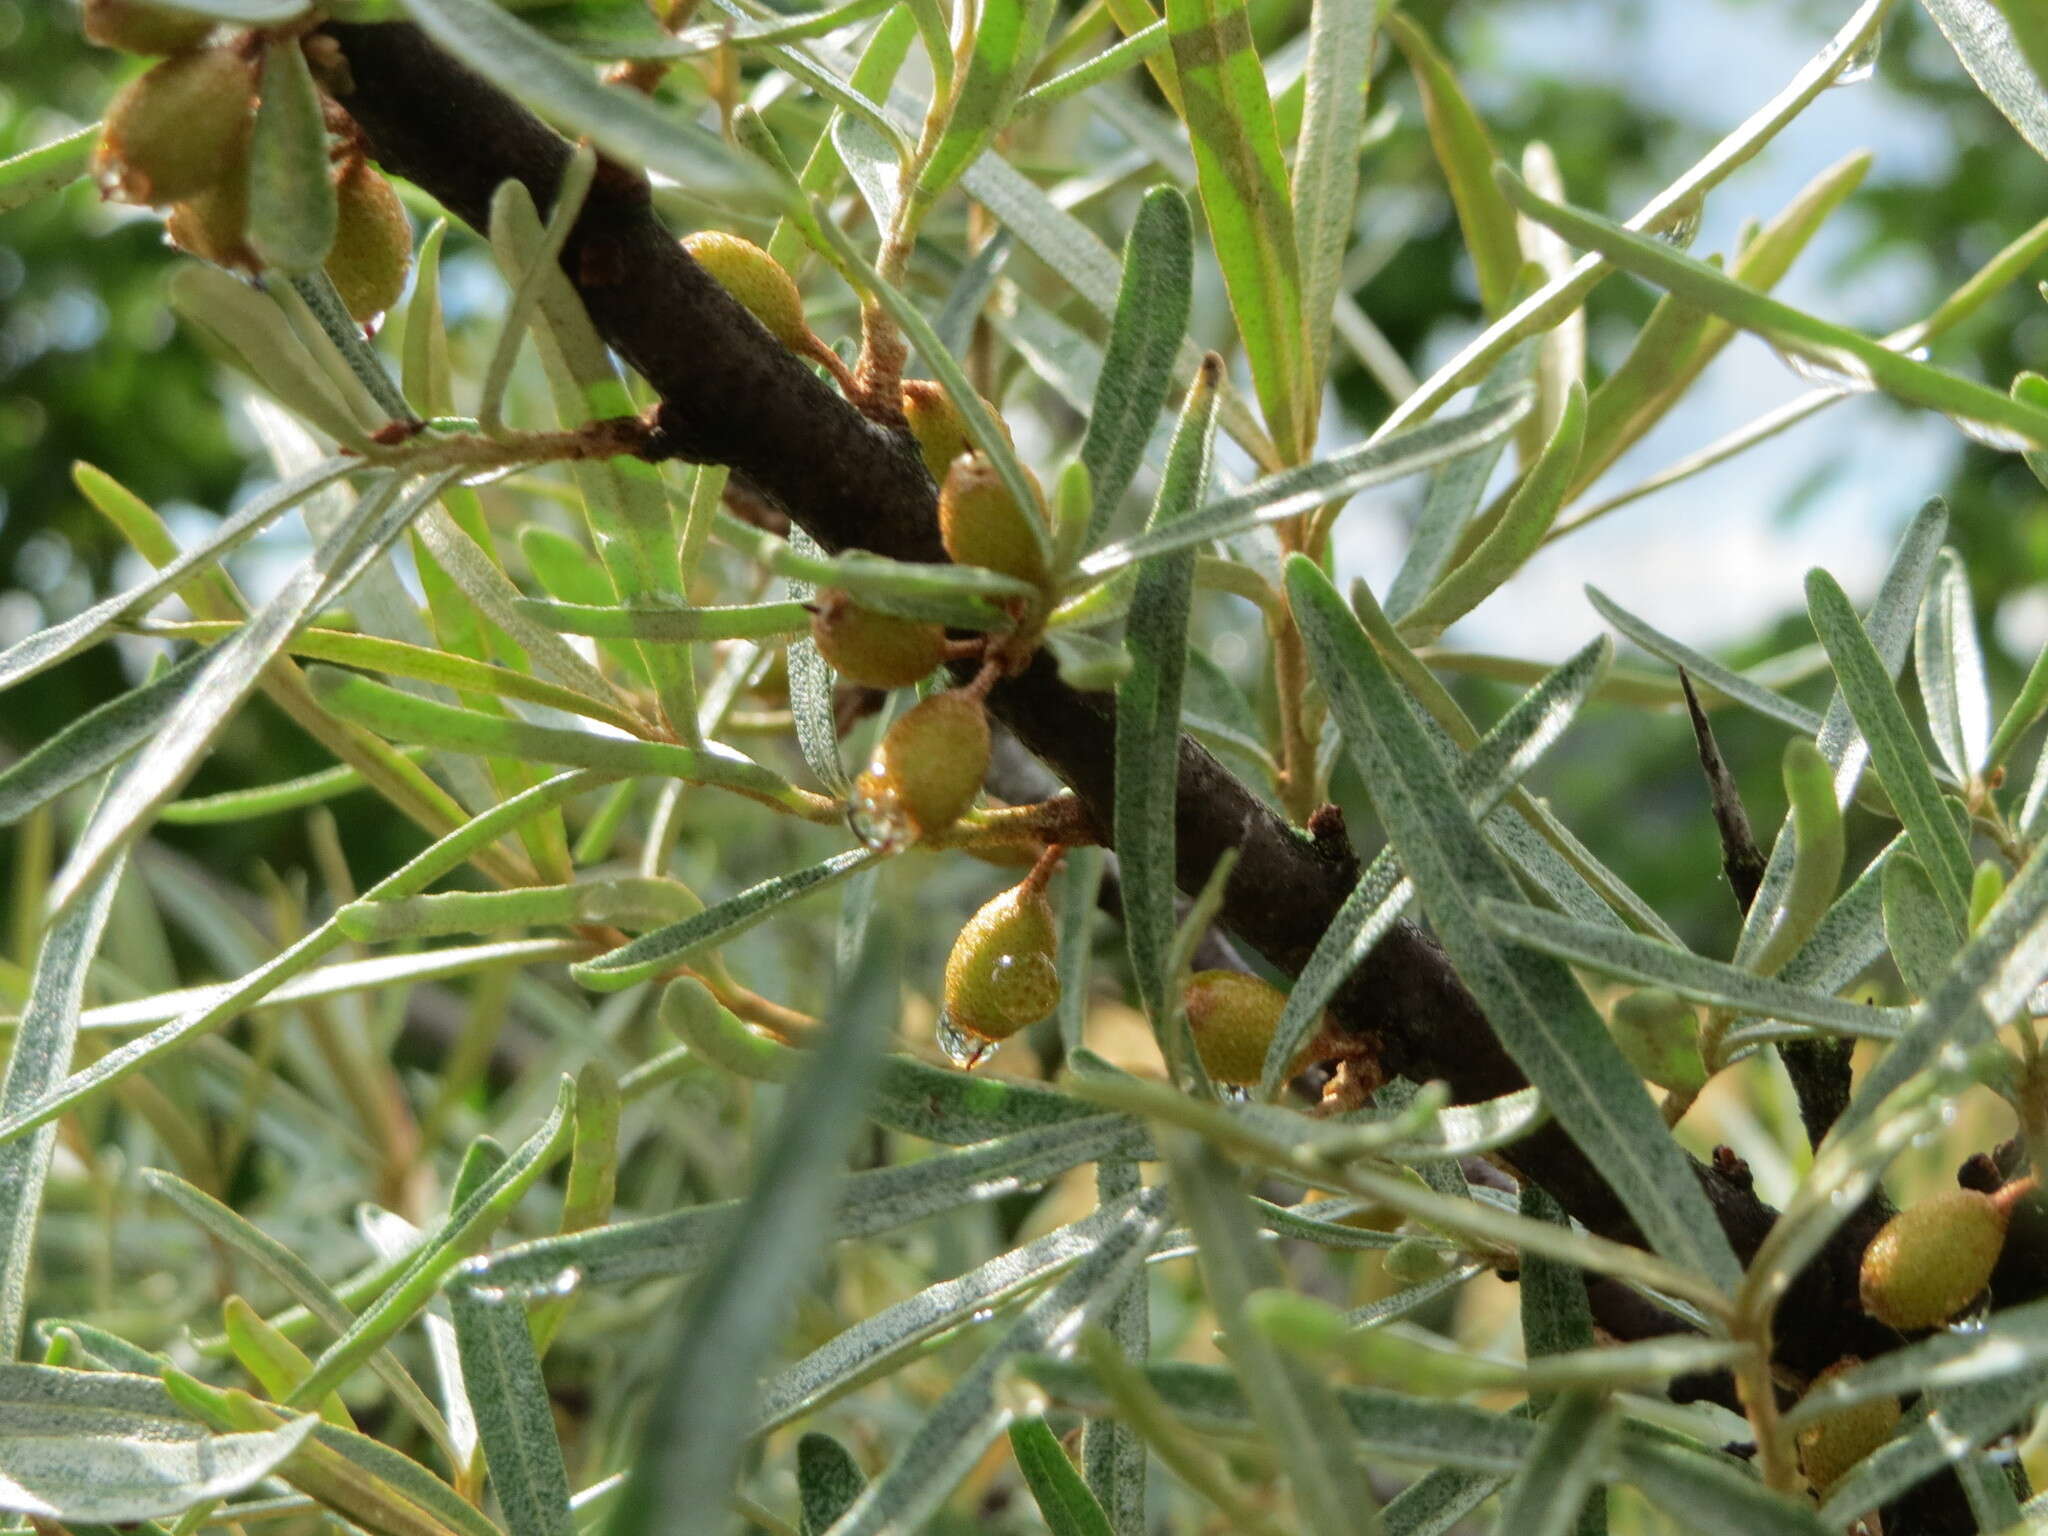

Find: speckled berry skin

[82,0,215,54]
[96,49,255,206]
[939,453,1049,589]
[811,592,946,689]
[902,381,1012,484]
[1795,1362,1900,1491]
[167,170,254,272]
[682,231,809,352]
[1182,969,1305,1086]
[1859,1188,2008,1331]
[943,883,1060,1044]
[1607,987,1706,1094]
[856,691,990,843]
[326,161,413,323]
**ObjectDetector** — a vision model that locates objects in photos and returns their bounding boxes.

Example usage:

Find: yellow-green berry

[1795,1362,1900,1492]
[940,452,1049,589]
[851,690,990,849]
[82,0,215,54]
[942,880,1060,1047]
[902,380,1012,484]
[682,231,810,352]
[1181,969,1317,1086]
[1607,988,1707,1095]
[95,47,255,206]
[811,591,947,689]
[325,160,412,323]
[1859,1188,2008,1331]
[1384,1237,1452,1286]
[166,165,254,273]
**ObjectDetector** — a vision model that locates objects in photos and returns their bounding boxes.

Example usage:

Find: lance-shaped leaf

[1011,1417,1115,1536]
[247,36,337,273]
[1291,0,1375,393]
[1617,1437,1827,1536]
[913,0,1056,210]
[1167,0,1310,456]
[1915,548,1992,782]
[447,1283,574,1536]
[1882,851,1966,1000]
[1285,554,1742,1294]
[1921,0,2048,163]
[1498,166,2048,450]
[1386,12,1520,315]
[0,1363,314,1522]
[1807,568,1974,928]
[609,933,896,1536]
[819,1189,1167,1536]
[1818,1372,2048,1528]
[799,1434,868,1536]
[1116,358,1221,1021]
[1081,187,1194,543]
[1584,587,1822,735]
[1490,1392,1615,1536]
[1260,633,1612,1096]
[1077,390,1529,581]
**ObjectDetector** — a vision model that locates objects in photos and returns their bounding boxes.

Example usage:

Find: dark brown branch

[322,14,1894,1399]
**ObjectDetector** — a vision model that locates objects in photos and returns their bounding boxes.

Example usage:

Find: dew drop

[1830,30,1881,87]
[970,1307,996,1325]
[936,1009,996,1070]
[1219,1083,1253,1104]
[848,773,913,853]
[1772,343,1877,396]
[1656,195,1703,251]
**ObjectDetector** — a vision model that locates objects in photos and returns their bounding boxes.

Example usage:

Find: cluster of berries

[87,2,412,324]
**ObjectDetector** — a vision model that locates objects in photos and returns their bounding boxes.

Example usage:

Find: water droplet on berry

[936,1009,997,1069]
[848,775,913,853]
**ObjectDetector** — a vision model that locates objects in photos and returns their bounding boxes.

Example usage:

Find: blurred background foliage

[3,0,2045,946]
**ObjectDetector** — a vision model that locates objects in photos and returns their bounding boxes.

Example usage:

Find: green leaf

[0,862,121,1358]
[1385,343,1534,622]
[171,266,372,447]
[1882,851,1967,999]
[1497,166,2048,451]
[1290,0,1376,394]
[783,528,849,796]
[51,472,461,915]
[465,1112,1149,1292]
[1400,380,1585,640]
[1080,187,1194,544]
[1115,358,1221,1022]
[1914,548,1991,782]
[0,124,96,215]
[1989,636,2048,772]
[1920,0,2048,162]
[446,1285,574,1536]
[1385,13,1521,315]
[913,0,1057,210]
[1491,1392,1615,1536]
[1807,568,1974,927]
[1011,1418,1115,1536]
[1167,0,1310,455]
[1817,1374,2048,1527]
[1168,1138,1379,1536]
[247,37,338,273]
[1583,587,1822,736]
[1076,391,1529,582]
[1615,1438,1826,1536]
[611,932,896,1536]
[1285,554,1742,1296]
[397,0,775,207]
[797,1433,867,1536]
[1478,902,1904,1040]
[0,1364,314,1522]
[0,652,207,827]
[1260,634,1612,1097]
[756,1193,1149,1435]
[819,1189,1168,1536]
[572,850,875,991]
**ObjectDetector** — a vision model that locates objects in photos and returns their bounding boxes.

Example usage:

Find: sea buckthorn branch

[320,13,1914,1421]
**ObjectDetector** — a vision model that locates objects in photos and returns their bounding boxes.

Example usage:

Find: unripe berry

[682,231,810,353]
[166,168,254,272]
[325,160,412,323]
[850,691,989,850]
[1859,1188,2008,1331]
[1607,987,1706,1095]
[810,591,946,689]
[1181,970,1318,1086]
[82,0,214,54]
[95,48,255,206]
[940,452,1049,589]
[1384,1237,1452,1285]
[1795,1362,1900,1492]
[902,380,1013,484]
[942,881,1060,1052]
